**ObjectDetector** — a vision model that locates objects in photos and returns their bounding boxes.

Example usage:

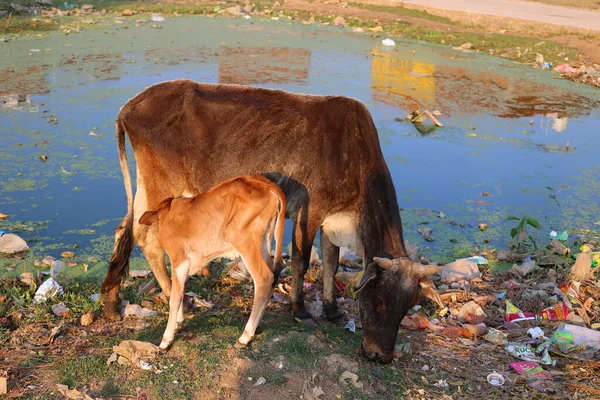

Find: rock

[460,42,473,50]
[372,381,387,394]
[254,377,266,387]
[80,312,94,326]
[404,240,419,262]
[51,302,72,317]
[333,16,346,27]
[61,251,75,258]
[20,272,35,286]
[339,370,363,390]
[226,5,242,15]
[324,354,358,374]
[441,260,480,283]
[81,4,93,13]
[36,0,52,5]
[369,26,383,32]
[121,9,133,16]
[417,227,433,239]
[243,4,253,13]
[382,38,396,46]
[0,233,29,253]
[352,27,364,33]
[307,335,325,349]
[478,223,489,231]
[570,252,592,281]
[120,303,157,318]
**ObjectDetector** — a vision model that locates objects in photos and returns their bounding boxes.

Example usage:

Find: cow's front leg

[321,231,343,321]
[160,259,189,351]
[290,217,319,321]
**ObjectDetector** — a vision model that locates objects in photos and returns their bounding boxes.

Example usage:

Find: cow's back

[120,80,386,217]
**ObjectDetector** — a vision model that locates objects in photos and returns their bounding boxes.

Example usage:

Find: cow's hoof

[104,310,122,322]
[325,308,345,323]
[234,340,248,349]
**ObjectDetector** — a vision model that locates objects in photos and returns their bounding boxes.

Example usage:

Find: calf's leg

[159,259,189,350]
[321,231,343,321]
[236,250,275,348]
[136,223,172,298]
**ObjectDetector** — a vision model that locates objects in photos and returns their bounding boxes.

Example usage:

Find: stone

[81,4,93,13]
[324,354,358,374]
[121,9,133,16]
[80,312,94,326]
[20,272,34,286]
[51,302,72,317]
[460,42,473,50]
[0,233,29,253]
[339,370,363,390]
[226,5,242,15]
[441,260,480,283]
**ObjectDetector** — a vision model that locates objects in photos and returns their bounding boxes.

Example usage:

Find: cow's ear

[419,276,444,309]
[139,211,158,226]
[354,262,379,296]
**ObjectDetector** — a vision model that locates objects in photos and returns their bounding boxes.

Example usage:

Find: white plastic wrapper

[33,277,64,304]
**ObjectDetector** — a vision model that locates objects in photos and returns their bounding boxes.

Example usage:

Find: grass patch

[349,2,459,25]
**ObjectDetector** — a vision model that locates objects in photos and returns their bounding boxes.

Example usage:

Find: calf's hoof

[159,340,173,352]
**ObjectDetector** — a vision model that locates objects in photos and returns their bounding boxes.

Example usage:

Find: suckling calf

[138,175,286,350]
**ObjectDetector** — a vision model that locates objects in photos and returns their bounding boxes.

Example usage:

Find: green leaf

[526,217,540,230]
[506,216,521,221]
[510,227,519,238]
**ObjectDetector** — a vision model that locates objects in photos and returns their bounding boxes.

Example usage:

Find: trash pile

[392,242,600,395]
[553,63,600,88]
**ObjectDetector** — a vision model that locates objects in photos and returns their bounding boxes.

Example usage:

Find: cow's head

[356,257,441,363]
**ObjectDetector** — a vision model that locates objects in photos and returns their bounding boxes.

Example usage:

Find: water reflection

[60,53,122,81]
[219,47,310,85]
[370,48,600,126]
[0,65,49,96]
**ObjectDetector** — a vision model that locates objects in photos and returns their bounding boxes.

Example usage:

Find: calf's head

[138,197,174,227]
[356,257,441,363]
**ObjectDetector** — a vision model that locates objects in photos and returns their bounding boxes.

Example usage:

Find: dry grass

[522,0,600,10]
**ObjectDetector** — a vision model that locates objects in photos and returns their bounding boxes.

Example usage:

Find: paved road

[403,0,600,30]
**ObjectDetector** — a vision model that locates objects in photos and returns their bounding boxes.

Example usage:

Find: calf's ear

[139,211,158,226]
[354,262,379,296]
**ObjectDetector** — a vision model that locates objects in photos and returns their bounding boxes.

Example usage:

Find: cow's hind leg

[321,231,343,321]
[159,259,189,350]
[236,249,275,348]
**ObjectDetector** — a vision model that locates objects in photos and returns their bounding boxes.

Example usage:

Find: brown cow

[100,80,441,362]
[138,175,286,350]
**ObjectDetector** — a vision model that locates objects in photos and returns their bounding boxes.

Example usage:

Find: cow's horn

[418,265,442,277]
[373,257,397,271]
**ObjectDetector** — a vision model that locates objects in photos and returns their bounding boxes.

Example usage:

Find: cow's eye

[376,295,384,305]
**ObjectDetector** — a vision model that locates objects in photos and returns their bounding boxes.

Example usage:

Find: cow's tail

[270,187,286,286]
[101,119,135,297]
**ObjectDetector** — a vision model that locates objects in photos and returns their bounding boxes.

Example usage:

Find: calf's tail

[270,187,287,285]
[101,119,135,299]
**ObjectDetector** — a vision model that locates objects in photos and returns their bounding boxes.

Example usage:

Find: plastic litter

[382,38,396,46]
[33,277,64,304]
[344,320,356,333]
[151,15,165,22]
[505,300,535,322]
[457,301,487,324]
[461,255,489,265]
[541,302,569,321]
[120,303,157,318]
[51,302,71,317]
[509,258,536,278]
[511,361,553,392]
[50,260,65,278]
[254,377,266,387]
[483,328,508,345]
[551,323,600,353]
[528,327,545,339]
[505,341,553,365]
[110,340,159,368]
[487,372,505,386]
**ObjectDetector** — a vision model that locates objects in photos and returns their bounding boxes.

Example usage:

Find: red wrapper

[505,312,536,322]
[541,302,569,321]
